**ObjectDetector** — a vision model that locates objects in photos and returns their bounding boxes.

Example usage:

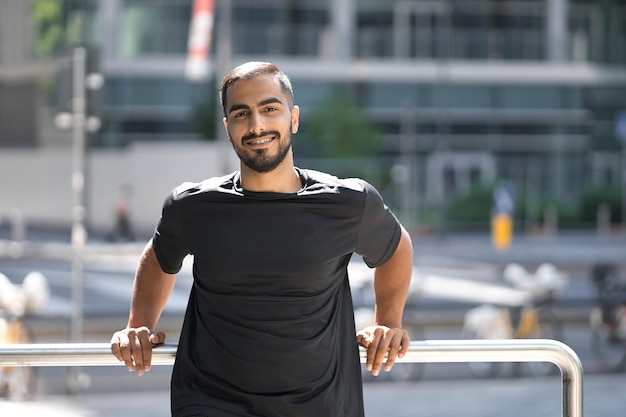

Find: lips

[247,136,274,145]
[242,130,280,146]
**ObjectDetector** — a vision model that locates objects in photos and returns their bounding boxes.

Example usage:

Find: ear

[291,105,300,134]
[222,117,231,142]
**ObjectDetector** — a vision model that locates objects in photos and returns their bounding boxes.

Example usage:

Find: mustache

[241,130,281,144]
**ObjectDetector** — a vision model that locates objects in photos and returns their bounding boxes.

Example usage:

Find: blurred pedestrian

[106,184,135,242]
[110,61,413,417]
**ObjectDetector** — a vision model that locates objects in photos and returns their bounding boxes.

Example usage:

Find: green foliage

[536,196,579,224]
[301,93,381,158]
[33,0,63,57]
[190,99,218,141]
[447,183,496,223]
[579,185,622,223]
[445,181,623,229]
[505,188,618,228]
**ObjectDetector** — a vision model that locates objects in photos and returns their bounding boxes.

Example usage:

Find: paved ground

[2,226,626,268]
[0,373,623,417]
[1,228,625,416]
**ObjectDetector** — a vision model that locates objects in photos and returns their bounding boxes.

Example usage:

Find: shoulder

[300,168,369,195]
[300,170,389,215]
[165,172,239,206]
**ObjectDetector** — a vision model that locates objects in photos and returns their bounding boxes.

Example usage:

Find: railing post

[0,339,582,417]
[365,339,583,417]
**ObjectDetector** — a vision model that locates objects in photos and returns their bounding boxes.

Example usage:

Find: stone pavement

[0,373,623,417]
[0,229,624,416]
[2,226,626,269]
[411,232,626,269]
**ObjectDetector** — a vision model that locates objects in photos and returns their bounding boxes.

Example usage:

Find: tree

[579,185,622,224]
[301,93,381,158]
[33,0,64,57]
[447,182,495,224]
[190,97,218,141]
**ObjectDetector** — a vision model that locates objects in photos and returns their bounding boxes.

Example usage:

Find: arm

[357,225,412,376]
[110,239,177,375]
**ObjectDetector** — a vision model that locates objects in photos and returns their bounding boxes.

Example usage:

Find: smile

[247,136,274,145]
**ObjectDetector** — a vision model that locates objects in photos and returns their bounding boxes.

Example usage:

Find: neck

[239,162,301,193]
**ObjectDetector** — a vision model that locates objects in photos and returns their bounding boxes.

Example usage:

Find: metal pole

[615,110,626,230]
[622,141,626,230]
[70,46,86,343]
[69,46,87,393]
[399,108,417,231]
[383,339,583,417]
[0,339,583,417]
[214,0,234,173]
[0,343,178,367]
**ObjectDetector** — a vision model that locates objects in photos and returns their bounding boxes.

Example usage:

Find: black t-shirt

[152,168,401,417]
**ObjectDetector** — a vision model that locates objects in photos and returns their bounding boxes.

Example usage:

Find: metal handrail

[0,339,583,417]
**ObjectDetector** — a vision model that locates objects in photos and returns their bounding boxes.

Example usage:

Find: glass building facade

[44,0,626,226]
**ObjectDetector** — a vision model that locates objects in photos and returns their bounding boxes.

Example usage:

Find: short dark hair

[219,61,294,117]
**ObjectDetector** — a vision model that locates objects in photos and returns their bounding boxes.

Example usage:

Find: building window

[499,86,562,109]
[432,85,493,109]
[106,77,195,106]
[119,0,190,56]
[232,2,327,56]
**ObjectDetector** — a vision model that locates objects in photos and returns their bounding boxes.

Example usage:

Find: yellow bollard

[492,213,513,252]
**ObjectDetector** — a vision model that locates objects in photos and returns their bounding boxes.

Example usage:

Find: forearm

[127,239,177,329]
[373,226,413,328]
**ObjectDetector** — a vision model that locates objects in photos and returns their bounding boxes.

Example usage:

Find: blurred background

[1,1,626,416]
[0,0,624,236]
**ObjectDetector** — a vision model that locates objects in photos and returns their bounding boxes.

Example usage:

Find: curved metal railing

[0,339,583,417]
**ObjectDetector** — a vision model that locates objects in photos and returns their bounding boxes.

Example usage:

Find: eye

[233,110,248,118]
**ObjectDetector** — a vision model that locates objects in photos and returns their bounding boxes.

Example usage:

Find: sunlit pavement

[2,228,626,268]
[1,230,625,416]
[410,232,626,269]
[1,374,624,417]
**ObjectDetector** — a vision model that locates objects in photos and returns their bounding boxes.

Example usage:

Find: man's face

[223,75,299,173]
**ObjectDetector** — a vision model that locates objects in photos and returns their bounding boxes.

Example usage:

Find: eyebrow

[228,97,284,115]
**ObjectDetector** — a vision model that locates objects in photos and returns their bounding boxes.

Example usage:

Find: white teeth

[249,137,272,145]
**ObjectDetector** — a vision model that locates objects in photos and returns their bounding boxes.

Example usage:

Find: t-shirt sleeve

[152,189,189,274]
[355,181,402,268]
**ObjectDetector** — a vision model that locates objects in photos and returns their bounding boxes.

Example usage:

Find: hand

[356,325,410,376]
[110,326,166,376]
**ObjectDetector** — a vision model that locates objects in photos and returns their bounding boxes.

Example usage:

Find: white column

[546,0,569,62]
[456,162,470,195]
[98,0,120,61]
[331,0,355,60]
[393,2,412,58]
[0,0,31,64]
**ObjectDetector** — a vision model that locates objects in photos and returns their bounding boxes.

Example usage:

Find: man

[111,61,413,417]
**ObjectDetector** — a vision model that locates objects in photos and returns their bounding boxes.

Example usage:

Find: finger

[138,330,153,373]
[117,331,136,372]
[356,331,370,348]
[129,330,145,375]
[371,330,390,376]
[364,334,377,372]
[110,332,125,362]
[383,330,411,372]
[383,333,402,372]
[398,331,411,358]
[150,331,166,345]
[366,328,385,376]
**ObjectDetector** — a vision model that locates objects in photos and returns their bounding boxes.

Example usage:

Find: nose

[248,111,266,134]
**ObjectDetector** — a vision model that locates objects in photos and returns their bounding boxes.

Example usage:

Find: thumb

[356,331,371,347]
[149,331,166,345]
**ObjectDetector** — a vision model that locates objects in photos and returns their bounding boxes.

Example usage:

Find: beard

[230,128,292,173]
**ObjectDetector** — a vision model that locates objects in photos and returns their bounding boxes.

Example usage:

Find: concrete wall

[0,141,235,235]
[0,81,39,147]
